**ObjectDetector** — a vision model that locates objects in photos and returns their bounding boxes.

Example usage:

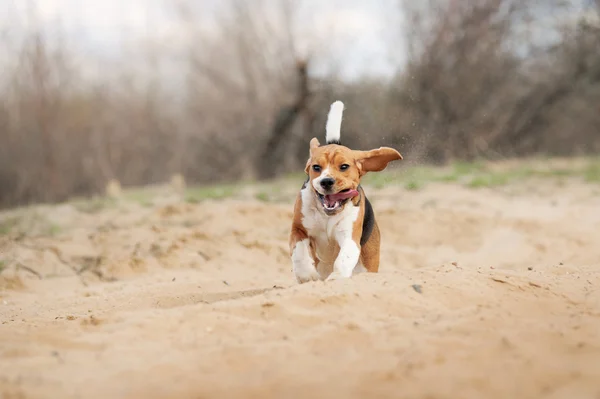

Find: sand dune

[1,179,600,399]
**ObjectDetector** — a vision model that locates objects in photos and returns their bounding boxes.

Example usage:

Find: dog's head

[305,138,402,215]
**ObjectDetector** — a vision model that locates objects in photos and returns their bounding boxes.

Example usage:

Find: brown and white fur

[289,101,402,283]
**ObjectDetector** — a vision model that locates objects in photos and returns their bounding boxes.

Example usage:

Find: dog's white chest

[300,187,359,266]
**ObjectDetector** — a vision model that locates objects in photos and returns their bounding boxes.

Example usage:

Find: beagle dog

[289,101,403,283]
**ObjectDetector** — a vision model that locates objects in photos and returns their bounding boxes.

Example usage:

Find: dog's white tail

[325,101,344,145]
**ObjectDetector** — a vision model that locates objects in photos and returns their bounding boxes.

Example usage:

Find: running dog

[289,101,402,283]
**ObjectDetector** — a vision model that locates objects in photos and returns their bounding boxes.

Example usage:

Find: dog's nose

[320,178,335,190]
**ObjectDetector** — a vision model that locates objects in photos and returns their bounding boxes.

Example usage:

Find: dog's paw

[325,270,351,282]
[295,271,321,284]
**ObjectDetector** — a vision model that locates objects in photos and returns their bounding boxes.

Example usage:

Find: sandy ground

[1,177,600,399]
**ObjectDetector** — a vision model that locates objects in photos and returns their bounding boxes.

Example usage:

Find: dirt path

[1,179,599,399]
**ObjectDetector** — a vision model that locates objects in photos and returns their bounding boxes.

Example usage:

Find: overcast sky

[4,0,402,81]
[3,0,596,83]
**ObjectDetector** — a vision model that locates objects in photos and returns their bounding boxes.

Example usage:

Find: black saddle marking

[360,194,375,246]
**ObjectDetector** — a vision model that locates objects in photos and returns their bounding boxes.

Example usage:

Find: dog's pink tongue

[326,189,359,204]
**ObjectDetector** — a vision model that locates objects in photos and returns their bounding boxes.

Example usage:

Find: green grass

[0,260,6,273]
[0,213,62,237]
[185,184,238,203]
[452,160,487,175]
[254,191,270,202]
[362,161,482,190]
[45,224,62,237]
[404,180,423,191]
[359,157,600,191]
[362,173,396,189]
[294,157,600,193]
[461,159,600,189]
[0,216,19,235]
[123,190,155,207]
[466,174,510,188]
[436,173,460,183]
[186,157,593,197]
[538,168,575,177]
[584,161,600,183]
[283,172,308,183]
[71,197,118,214]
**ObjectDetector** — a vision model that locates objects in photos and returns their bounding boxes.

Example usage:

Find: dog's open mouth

[316,188,359,212]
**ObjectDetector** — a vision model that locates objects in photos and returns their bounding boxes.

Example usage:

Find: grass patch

[404,180,423,191]
[363,161,482,190]
[254,191,270,202]
[397,161,489,189]
[462,162,592,189]
[158,158,600,202]
[123,190,155,207]
[72,197,118,214]
[0,216,20,235]
[45,224,62,237]
[463,166,539,189]
[362,173,400,189]
[403,166,440,183]
[0,212,61,237]
[466,174,510,188]
[538,168,575,177]
[0,260,6,273]
[584,162,600,183]
[185,185,238,203]
[452,160,487,175]
[283,172,308,183]
[436,173,460,183]
[359,158,598,191]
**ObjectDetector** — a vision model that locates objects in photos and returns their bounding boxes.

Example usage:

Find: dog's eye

[312,165,321,172]
[340,164,350,171]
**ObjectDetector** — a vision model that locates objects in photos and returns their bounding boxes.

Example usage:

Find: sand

[1,178,600,399]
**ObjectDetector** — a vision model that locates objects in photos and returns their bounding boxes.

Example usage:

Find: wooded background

[1,0,599,207]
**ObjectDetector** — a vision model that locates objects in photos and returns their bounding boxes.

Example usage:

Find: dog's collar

[352,185,363,206]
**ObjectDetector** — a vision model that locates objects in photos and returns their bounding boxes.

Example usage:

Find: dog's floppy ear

[355,147,402,175]
[305,138,321,174]
[305,158,311,174]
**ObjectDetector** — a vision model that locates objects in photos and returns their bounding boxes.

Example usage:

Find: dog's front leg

[291,238,321,283]
[326,235,360,281]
